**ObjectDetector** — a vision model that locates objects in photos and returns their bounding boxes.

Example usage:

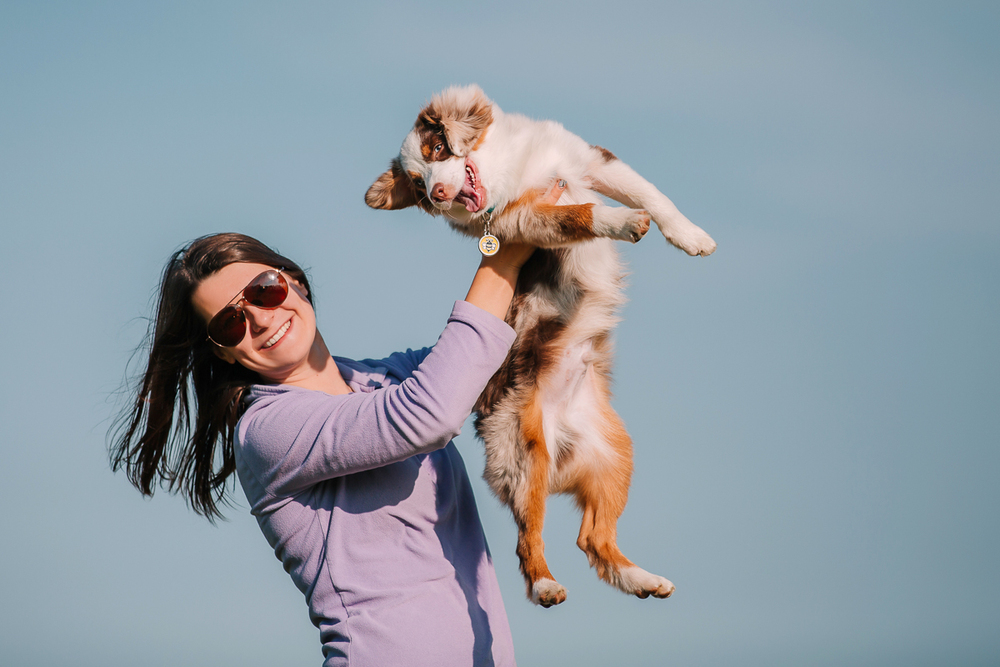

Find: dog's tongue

[454,187,481,212]
[454,172,484,212]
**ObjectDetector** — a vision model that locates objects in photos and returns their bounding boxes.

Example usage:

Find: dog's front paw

[596,207,651,243]
[531,578,568,608]
[624,209,651,243]
[665,223,716,257]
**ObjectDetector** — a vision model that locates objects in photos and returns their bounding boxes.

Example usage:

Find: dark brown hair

[110,233,312,520]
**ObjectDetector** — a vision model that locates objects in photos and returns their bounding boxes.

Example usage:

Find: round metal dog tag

[479,233,500,256]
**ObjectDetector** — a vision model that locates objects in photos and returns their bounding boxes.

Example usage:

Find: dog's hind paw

[619,566,675,599]
[531,578,568,607]
[644,576,676,599]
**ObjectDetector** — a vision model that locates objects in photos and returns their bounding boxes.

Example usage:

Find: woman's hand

[464,178,567,320]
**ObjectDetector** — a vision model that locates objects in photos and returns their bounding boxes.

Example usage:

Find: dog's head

[366,85,494,218]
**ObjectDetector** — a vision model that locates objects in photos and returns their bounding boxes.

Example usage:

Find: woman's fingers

[540,178,567,205]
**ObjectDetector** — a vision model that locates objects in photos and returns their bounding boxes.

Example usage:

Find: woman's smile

[263,319,292,349]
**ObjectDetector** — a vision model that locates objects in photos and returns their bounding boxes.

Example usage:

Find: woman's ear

[211,345,237,364]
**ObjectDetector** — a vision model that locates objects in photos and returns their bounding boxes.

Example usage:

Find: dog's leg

[567,367,676,600]
[477,387,566,607]
[493,189,651,247]
[511,391,567,607]
[587,146,716,257]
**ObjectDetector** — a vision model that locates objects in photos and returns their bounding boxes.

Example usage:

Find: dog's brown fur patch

[365,158,418,210]
[592,144,618,162]
[419,88,494,157]
[414,115,455,162]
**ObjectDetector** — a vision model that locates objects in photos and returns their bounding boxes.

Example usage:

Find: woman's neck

[268,330,353,395]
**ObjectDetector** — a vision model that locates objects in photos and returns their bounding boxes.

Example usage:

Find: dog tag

[479,209,499,256]
[479,233,500,256]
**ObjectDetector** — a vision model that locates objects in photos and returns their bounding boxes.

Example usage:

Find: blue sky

[1,1,997,665]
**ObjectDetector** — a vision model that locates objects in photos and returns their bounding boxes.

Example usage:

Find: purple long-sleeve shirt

[234,301,518,667]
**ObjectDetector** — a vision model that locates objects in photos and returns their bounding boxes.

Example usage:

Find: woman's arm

[239,302,516,498]
[463,245,533,320]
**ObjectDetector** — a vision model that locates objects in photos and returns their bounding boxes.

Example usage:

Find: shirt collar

[333,357,388,393]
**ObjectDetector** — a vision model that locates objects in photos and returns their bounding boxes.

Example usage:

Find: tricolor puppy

[366,85,715,607]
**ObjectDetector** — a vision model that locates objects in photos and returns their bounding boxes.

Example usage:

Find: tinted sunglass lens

[208,307,246,347]
[244,271,288,308]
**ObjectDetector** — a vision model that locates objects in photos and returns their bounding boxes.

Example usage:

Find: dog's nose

[430,183,451,203]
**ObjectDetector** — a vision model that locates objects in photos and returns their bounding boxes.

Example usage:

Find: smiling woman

[110,233,315,519]
[191,262,350,392]
[108,200,563,666]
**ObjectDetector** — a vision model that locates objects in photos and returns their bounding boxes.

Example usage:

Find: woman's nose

[243,305,274,332]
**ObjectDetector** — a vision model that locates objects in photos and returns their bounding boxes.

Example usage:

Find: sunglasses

[206,268,289,347]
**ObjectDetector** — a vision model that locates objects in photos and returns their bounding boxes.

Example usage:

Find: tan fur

[513,393,565,606]
[364,158,417,210]
[503,189,599,244]
[565,372,637,584]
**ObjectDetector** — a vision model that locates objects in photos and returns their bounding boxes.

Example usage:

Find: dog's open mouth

[453,158,485,213]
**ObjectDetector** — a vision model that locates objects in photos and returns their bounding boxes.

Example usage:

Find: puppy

[366,85,714,606]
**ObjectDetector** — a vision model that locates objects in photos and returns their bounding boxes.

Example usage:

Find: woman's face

[191,262,318,383]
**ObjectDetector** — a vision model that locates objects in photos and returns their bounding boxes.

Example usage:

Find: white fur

[616,567,675,599]
[531,578,568,607]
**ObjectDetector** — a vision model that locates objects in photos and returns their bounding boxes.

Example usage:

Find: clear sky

[1,1,997,665]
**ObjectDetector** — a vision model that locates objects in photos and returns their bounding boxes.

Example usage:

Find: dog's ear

[422,85,494,157]
[366,159,417,210]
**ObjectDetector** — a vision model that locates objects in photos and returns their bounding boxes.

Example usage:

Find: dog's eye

[433,143,443,154]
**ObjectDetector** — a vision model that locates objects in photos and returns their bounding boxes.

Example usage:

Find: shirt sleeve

[238,301,515,499]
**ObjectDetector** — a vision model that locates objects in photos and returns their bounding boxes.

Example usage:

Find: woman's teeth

[264,320,291,348]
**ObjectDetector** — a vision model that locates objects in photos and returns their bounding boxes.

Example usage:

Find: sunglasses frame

[206,267,288,348]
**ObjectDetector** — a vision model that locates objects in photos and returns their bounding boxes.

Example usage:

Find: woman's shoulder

[242,356,392,408]
[237,355,396,445]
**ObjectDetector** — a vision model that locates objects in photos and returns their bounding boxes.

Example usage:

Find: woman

[111,182,566,666]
